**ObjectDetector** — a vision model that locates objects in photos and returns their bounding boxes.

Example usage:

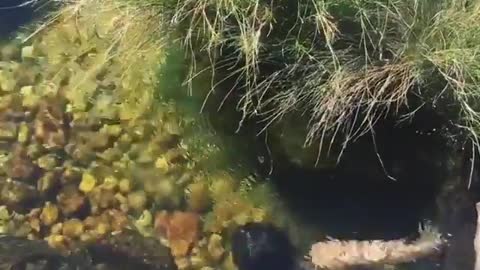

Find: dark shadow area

[0,0,54,39]
[269,106,450,241]
[0,0,35,38]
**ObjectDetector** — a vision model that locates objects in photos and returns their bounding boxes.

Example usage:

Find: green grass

[118,0,480,162]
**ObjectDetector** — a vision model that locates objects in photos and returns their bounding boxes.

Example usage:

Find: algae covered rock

[0,234,89,270]
[154,211,201,257]
[0,232,178,270]
[89,229,178,270]
[0,179,39,211]
[0,122,17,141]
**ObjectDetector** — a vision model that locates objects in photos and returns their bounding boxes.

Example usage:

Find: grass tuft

[154,0,480,160]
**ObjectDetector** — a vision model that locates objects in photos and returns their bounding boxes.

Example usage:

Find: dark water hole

[270,108,447,241]
[0,0,52,39]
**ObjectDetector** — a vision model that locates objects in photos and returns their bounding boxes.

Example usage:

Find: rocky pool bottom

[0,13,287,270]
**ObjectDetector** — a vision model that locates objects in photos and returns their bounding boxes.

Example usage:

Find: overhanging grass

[144,0,480,159]
[54,0,480,162]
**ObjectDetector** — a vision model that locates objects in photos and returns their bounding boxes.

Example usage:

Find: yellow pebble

[156,180,173,198]
[251,208,267,223]
[155,157,169,173]
[0,206,10,220]
[79,172,97,193]
[21,46,34,59]
[233,212,250,226]
[175,257,191,270]
[17,122,29,144]
[127,190,147,211]
[114,193,127,204]
[191,254,207,268]
[222,252,237,270]
[101,124,122,137]
[50,223,63,234]
[207,234,225,262]
[29,218,41,233]
[95,222,110,236]
[118,178,131,193]
[40,202,59,226]
[102,176,118,190]
[46,234,65,250]
[135,210,152,227]
[186,182,210,212]
[62,219,84,238]
[119,203,129,213]
[79,232,95,243]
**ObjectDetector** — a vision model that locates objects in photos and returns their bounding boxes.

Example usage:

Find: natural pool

[0,1,477,270]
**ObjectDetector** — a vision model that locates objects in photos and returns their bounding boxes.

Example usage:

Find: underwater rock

[134,209,153,236]
[154,211,200,257]
[0,179,39,211]
[37,171,60,195]
[1,44,20,61]
[34,98,68,150]
[207,233,225,262]
[8,144,38,181]
[82,131,112,151]
[127,190,148,212]
[0,69,16,92]
[37,154,60,170]
[17,121,30,144]
[96,147,123,164]
[20,85,40,109]
[56,184,88,217]
[79,172,97,194]
[186,181,210,212]
[0,234,90,270]
[21,46,34,60]
[88,188,117,213]
[89,229,177,270]
[118,178,131,194]
[0,122,17,140]
[26,143,45,160]
[60,164,83,184]
[231,222,295,270]
[62,219,84,239]
[0,231,178,270]
[40,202,59,226]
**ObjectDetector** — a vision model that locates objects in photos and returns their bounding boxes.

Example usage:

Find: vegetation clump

[127,0,480,162]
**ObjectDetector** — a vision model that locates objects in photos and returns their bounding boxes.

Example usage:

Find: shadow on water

[0,0,53,39]
[269,108,448,242]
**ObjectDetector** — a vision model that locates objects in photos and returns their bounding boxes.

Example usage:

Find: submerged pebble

[40,202,59,226]
[127,190,147,212]
[0,122,17,140]
[207,233,225,262]
[79,172,97,193]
